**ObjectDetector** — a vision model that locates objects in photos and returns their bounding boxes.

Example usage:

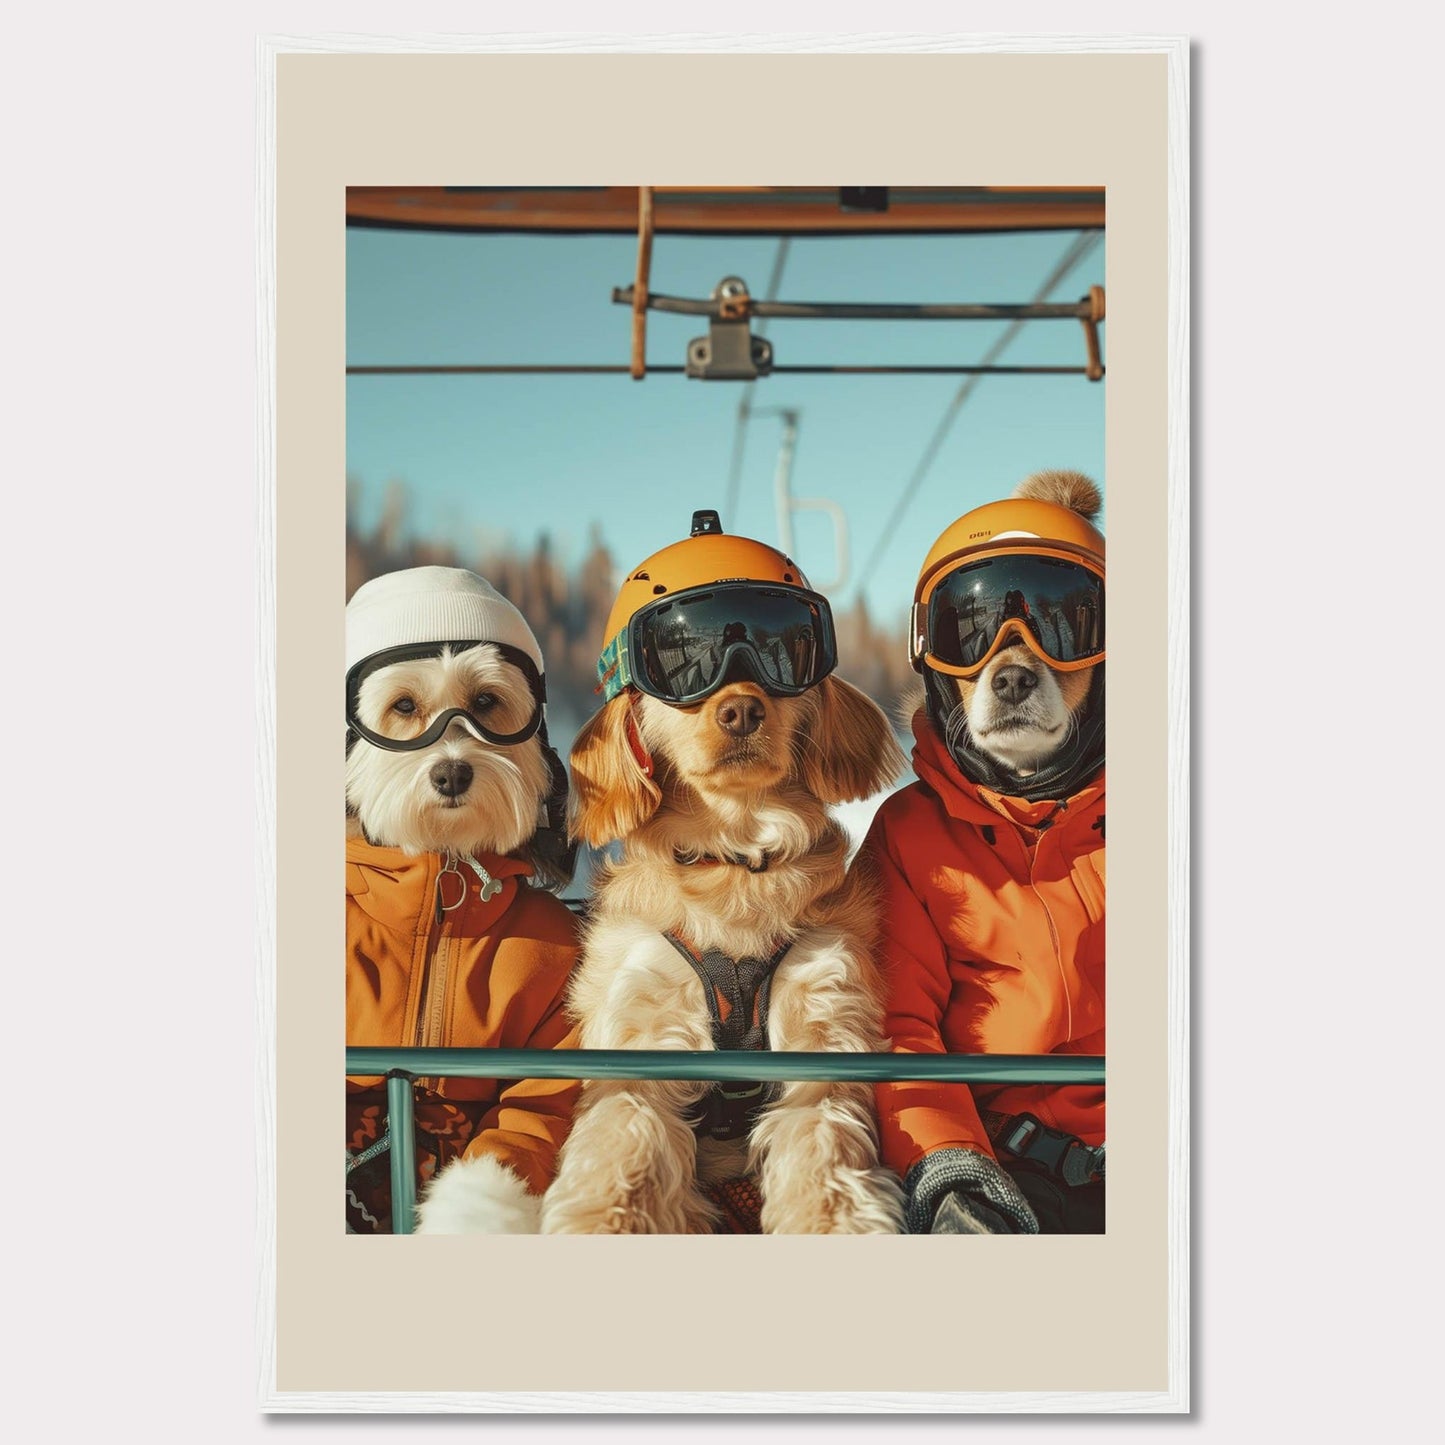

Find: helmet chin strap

[925,667,1106,805]
[529,715,578,888]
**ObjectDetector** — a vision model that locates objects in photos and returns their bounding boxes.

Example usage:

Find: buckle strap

[346,1127,391,1174]
[689,1080,774,1142]
[991,1112,1105,1187]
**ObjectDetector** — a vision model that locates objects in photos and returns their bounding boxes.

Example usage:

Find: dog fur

[540,674,909,1234]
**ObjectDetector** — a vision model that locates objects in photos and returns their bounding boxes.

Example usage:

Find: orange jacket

[862,713,1105,1179]
[346,836,582,1199]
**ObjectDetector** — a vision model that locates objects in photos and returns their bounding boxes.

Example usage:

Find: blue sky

[346,223,1105,626]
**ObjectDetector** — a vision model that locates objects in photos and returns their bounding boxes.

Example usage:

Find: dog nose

[991,665,1038,705]
[429,760,474,797]
[715,693,766,737]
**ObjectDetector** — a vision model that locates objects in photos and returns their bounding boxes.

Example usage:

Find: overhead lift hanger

[345,185,1105,382]
[612,274,1105,382]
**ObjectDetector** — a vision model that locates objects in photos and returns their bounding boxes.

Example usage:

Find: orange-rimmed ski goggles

[912,546,1105,678]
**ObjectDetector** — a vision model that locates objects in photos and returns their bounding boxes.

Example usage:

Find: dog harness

[662,931,792,1141]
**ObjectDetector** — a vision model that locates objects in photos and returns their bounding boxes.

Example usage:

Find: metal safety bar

[347,1047,1105,1234]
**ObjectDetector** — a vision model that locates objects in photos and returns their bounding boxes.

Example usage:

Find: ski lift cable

[723,237,791,525]
[849,231,1103,603]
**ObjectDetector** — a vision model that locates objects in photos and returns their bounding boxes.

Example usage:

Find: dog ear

[800,675,907,805]
[568,694,663,847]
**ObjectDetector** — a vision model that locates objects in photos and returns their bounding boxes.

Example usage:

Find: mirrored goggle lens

[926,554,1104,669]
[632,586,836,701]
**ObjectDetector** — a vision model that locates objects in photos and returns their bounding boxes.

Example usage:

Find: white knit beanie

[345,566,544,675]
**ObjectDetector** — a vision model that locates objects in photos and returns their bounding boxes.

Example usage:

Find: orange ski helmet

[911,494,1105,679]
[597,510,838,705]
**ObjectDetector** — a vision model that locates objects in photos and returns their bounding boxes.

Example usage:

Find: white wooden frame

[257,32,1189,1413]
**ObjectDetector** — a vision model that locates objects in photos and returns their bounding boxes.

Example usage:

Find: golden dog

[540,674,908,1234]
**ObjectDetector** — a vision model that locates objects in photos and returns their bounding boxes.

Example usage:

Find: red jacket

[345,836,581,1229]
[862,713,1105,1179]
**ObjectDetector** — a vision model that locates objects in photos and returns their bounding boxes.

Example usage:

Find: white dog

[344,566,581,1234]
[346,643,556,862]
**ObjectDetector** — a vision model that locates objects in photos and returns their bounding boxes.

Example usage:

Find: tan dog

[929,472,1104,780]
[540,525,908,1233]
[866,470,1109,1237]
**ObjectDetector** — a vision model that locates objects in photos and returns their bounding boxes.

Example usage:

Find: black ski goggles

[914,549,1105,678]
[598,583,838,706]
[345,640,547,752]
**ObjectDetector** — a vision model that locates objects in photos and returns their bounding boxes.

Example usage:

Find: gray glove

[931,1190,1019,1234]
[903,1146,1040,1235]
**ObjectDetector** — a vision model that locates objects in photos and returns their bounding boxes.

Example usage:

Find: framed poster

[260,34,1188,1411]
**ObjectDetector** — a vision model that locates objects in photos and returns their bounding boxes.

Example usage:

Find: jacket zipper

[412,854,457,1091]
[412,852,497,1092]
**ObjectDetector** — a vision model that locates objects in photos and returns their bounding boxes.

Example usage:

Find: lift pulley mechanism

[611,274,1107,382]
[678,277,775,380]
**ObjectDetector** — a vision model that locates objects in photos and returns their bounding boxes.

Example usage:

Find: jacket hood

[910,709,1104,831]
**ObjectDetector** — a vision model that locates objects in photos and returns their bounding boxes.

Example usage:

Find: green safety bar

[348,1047,1105,1235]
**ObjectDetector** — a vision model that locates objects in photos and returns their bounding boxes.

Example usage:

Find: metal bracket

[629,186,655,380]
[1078,284,1106,382]
[685,277,775,380]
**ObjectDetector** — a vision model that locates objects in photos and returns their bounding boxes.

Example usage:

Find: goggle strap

[348,639,544,694]
[597,632,632,704]
[910,601,928,668]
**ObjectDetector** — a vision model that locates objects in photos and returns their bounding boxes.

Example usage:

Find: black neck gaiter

[924,666,1106,804]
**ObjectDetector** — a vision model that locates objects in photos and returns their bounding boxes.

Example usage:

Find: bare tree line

[346,478,919,742]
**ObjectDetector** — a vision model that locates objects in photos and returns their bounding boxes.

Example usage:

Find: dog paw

[540,1182,715,1235]
[762,1167,906,1235]
[539,1193,633,1235]
[413,1154,541,1235]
